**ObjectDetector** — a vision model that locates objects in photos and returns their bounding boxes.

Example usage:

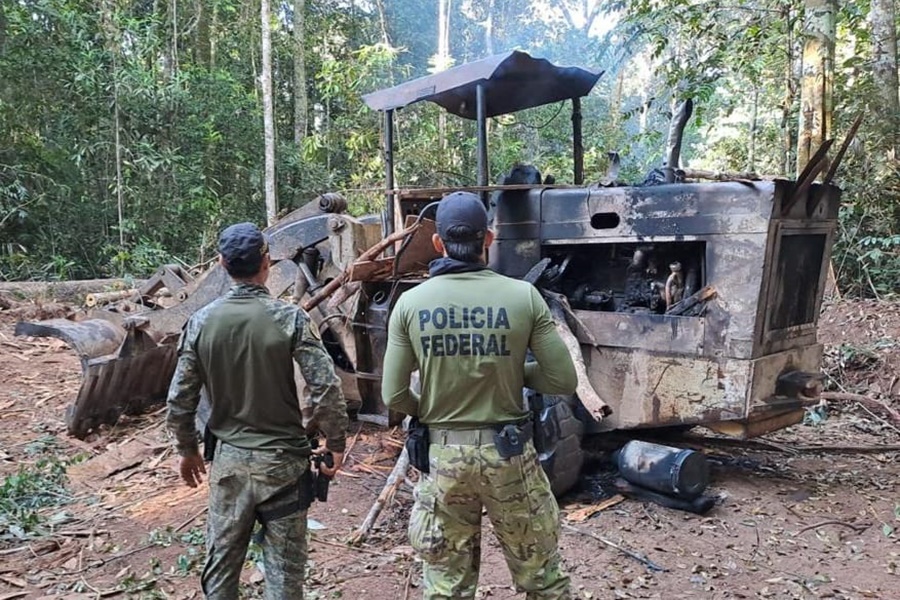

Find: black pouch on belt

[493,423,531,458]
[405,418,430,474]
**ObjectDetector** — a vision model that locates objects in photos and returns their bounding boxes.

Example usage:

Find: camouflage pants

[409,437,571,600]
[202,443,309,600]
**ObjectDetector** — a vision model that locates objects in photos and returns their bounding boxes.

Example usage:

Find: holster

[492,422,533,459]
[202,425,218,462]
[405,418,430,474]
[253,465,315,544]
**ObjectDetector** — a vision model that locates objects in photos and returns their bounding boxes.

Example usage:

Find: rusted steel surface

[571,310,706,356]
[362,50,602,119]
[15,318,125,366]
[68,345,178,438]
[485,170,840,436]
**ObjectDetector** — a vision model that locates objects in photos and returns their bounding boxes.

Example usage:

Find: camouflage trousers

[202,443,309,600]
[409,435,571,600]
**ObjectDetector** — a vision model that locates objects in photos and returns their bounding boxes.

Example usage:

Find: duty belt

[428,423,533,446]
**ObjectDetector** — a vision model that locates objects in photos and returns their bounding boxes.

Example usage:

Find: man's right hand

[315,449,343,478]
[180,453,207,488]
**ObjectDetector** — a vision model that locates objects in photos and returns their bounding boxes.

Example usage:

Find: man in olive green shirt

[167,222,348,599]
[382,192,577,600]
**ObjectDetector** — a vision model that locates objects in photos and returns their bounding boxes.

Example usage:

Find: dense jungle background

[1,0,898,297]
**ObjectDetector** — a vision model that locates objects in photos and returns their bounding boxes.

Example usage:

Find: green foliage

[0,456,71,539]
[0,0,895,299]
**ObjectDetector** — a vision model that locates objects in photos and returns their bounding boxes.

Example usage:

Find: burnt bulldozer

[18,51,844,496]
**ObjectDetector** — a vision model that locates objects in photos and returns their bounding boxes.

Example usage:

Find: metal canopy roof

[362,51,603,119]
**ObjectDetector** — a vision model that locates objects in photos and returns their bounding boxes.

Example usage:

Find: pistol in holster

[492,421,533,459]
[202,425,218,462]
[309,438,334,502]
[405,417,430,474]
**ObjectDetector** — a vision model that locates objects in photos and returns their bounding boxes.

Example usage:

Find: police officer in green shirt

[382,192,578,600]
[167,222,348,600]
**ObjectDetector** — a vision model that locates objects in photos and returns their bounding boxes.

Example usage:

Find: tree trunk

[374,0,390,45]
[748,86,759,172]
[102,0,127,248]
[436,0,452,152]
[293,0,308,146]
[781,3,796,177]
[484,0,494,55]
[869,0,899,155]
[796,0,835,174]
[210,1,218,69]
[0,0,7,53]
[171,0,179,76]
[113,73,126,247]
[195,0,211,67]
[261,0,277,225]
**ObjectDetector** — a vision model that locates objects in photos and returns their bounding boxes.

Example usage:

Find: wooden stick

[350,447,410,545]
[681,168,767,181]
[562,523,667,572]
[85,289,137,307]
[303,223,419,312]
[542,292,610,420]
[821,391,900,426]
[174,506,208,532]
[793,520,870,536]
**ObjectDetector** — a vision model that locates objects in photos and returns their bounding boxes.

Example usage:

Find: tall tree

[293,0,308,146]
[261,0,277,225]
[796,0,836,173]
[869,0,899,155]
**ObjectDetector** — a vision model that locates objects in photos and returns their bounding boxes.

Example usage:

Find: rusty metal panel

[14,318,125,366]
[395,216,440,274]
[68,345,178,438]
[707,408,805,439]
[540,182,777,242]
[571,310,705,355]
[704,233,769,359]
[584,346,751,431]
[746,344,824,411]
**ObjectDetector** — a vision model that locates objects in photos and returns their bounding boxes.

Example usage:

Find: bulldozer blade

[67,345,178,439]
[16,317,178,438]
[15,318,125,367]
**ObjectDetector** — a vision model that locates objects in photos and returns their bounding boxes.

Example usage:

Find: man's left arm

[381,299,419,416]
[166,323,206,487]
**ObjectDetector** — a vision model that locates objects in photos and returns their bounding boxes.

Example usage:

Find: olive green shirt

[166,283,348,456]
[382,269,577,428]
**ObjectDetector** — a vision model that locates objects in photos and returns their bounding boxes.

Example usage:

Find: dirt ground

[1,298,899,599]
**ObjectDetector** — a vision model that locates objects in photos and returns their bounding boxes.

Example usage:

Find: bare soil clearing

[1,299,899,599]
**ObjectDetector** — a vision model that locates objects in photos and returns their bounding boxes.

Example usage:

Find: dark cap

[218,222,269,276]
[436,191,488,241]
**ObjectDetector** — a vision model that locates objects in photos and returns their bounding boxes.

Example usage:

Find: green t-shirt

[382,269,577,428]
[166,283,348,456]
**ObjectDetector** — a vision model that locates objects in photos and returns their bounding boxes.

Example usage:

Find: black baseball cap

[436,191,488,242]
[218,222,269,276]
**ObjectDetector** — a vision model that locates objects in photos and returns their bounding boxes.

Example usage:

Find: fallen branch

[681,168,766,181]
[821,391,900,426]
[350,447,410,545]
[562,523,667,572]
[175,506,208,532]
[311,536,393,558]
[793,520,870,536]
[303,223,420,312]
[542,291,611,420]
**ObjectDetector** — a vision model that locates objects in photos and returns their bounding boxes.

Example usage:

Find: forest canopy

[0,0,897,297]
